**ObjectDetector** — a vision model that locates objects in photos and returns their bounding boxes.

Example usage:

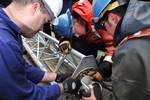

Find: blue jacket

[0,8,60,100]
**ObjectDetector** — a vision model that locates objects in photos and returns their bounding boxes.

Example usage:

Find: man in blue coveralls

[0,0,81,99]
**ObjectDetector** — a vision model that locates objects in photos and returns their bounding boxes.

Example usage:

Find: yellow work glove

[59,38,71,54]
[86,69,103,81]
[80,68,103,81]
[87,61,112,81]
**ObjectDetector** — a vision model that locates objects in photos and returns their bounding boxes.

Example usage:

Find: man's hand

[59,38,71,54]
[82,85,96,100]
[41,72,72,83]
[86,69,103,81]
[97,61,112,79]
[63,77,81,94]
[82,61,112,81]
[82,83,103,100]
[41,72,57,82]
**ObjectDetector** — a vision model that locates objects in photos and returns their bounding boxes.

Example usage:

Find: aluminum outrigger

[23,31,97,77]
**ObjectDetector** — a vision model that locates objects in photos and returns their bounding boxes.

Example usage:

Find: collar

[118,28,150,46]
[0,8,21,33]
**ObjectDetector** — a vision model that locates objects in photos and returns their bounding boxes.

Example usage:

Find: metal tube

[23,39,47,71]
[39,31,85,58]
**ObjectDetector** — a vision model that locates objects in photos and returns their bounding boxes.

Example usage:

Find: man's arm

[112,41,148,100]
[25,63,57,83]
[0,41,62,99]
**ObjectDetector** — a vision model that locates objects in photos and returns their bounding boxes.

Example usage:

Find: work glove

[83,61,112,81]
[63,77,81,94]
[97,61,112,79]
[55,73,72,83]
[59,37,71,54]
[85,68,103,81]
[82,83,103,100]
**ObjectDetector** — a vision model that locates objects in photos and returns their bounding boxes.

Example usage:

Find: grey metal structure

[23,31,97,73]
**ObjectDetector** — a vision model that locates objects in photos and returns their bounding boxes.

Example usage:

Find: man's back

[112,36,150,100]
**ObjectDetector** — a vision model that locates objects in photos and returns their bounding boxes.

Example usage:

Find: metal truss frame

[23,31,97,76]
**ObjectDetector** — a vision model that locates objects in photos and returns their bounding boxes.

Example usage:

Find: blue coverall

[0,8,60,100]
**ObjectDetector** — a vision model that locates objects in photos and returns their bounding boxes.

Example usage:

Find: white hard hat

[42,0,63,21]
